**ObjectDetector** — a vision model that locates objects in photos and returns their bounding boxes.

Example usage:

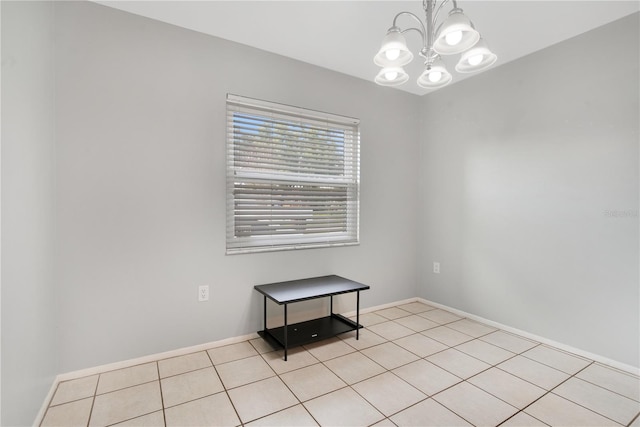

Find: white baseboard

[341,297,418,318]
[55,332,259,382]
[416,297,640,376]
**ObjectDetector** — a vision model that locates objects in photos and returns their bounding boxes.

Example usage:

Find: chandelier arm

[432,0,453,28]
[400,28,432,61]
[391,11,427,49]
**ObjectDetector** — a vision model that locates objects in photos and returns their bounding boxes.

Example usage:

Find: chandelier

[374,0,497,89]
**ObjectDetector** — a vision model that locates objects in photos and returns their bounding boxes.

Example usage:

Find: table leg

[330,295,333,315]
[263,296,267,331]
[283,303,288,361]
[356,291,360,340]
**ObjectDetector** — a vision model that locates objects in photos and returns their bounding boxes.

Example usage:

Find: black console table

[254,275,370,360]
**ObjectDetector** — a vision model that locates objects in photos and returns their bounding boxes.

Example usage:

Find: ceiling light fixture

[374,0,497,89]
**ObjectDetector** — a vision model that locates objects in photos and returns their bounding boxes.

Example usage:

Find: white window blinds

[226,94,360,254]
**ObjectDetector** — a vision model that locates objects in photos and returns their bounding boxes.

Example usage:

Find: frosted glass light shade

[455,38,497,73]
[417,59,452,89]
[433,9,480,55]
[375,66,410,86]
[374,27,414,67]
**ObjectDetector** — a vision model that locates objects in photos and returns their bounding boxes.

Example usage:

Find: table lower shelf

[258,314,363,351]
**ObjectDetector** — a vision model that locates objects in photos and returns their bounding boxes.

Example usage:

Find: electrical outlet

[198,285,209,302]
[433,262,440,274]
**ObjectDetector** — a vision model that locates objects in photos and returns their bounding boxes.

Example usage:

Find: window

[226,94,360,254]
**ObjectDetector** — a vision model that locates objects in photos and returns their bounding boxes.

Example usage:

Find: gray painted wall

[419,13,639,367]
[54,2,420,374]
[1,1,58,425]
[2,2,638,424]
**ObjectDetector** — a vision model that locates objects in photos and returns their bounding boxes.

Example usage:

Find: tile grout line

[85,372,100,427]
[497,410,551,427]
[272,339,363,425]
[205,344,244,426]
[377,318,593,426]
[254,345,309,425]
[329,325,477,426]
[512,360,616,425]
[545,360,635,426]
[155,362,167,427]
[465,340,632,425]
[567,371,640,404]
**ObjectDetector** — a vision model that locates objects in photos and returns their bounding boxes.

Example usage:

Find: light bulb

[385,70,398,81]
[385,49,400,61]
[445,30,463,46]
[428,71,442,83]
[468,53,483,66]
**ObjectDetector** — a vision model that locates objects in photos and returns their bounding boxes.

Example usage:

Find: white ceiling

[95,0,639,96]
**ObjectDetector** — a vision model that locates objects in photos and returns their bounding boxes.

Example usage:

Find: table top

[254,275,369,304]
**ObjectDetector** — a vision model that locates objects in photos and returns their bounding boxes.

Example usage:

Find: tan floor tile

[354,312,388,327]
[525,393,620,426]
[51,375,98,406]
[324,351,386,385]
[160,366,224,408]
[216,355,275,389]
[426,348,490,379]
[445,319,497,338]
[553,377,640,425]
[303,387,384,427]
[479,330,538,354]
[375,307,412,320]
[421,326,474,347]
[208,341,259,364]
[396,302,437,314]
[158,351,212,378]
[280,363,346,402]
[164,392,240,427]
[433,381,518,426]
[304,337,355,361]
[393,359,461,396]
[418,309,463,324]
[361,342,419,370]
[455,339,515,365]
[352,372,426,416]
[367,321,415,341]
[250,337,278,354]
[522,345,591,374]
[576,363,640,401]
[246,405,318,426]
[112,410,165,426]
[339,329,387,350]
[390,398,472,427]
[96,363,158,395]
[467,367,546,409]
[394,333,448,358]
[262,347,318,374]
[631,415,640,426]
[394,315,440,332]
[500,412,548,426]
[228,377,299,423]
[498,355,570,390]
[89,382,162,427]
[42,397,93,427]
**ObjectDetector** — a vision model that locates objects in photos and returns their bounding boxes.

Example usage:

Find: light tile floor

[41,302,640,427]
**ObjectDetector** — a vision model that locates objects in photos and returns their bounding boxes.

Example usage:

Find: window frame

[225,94,360,254]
